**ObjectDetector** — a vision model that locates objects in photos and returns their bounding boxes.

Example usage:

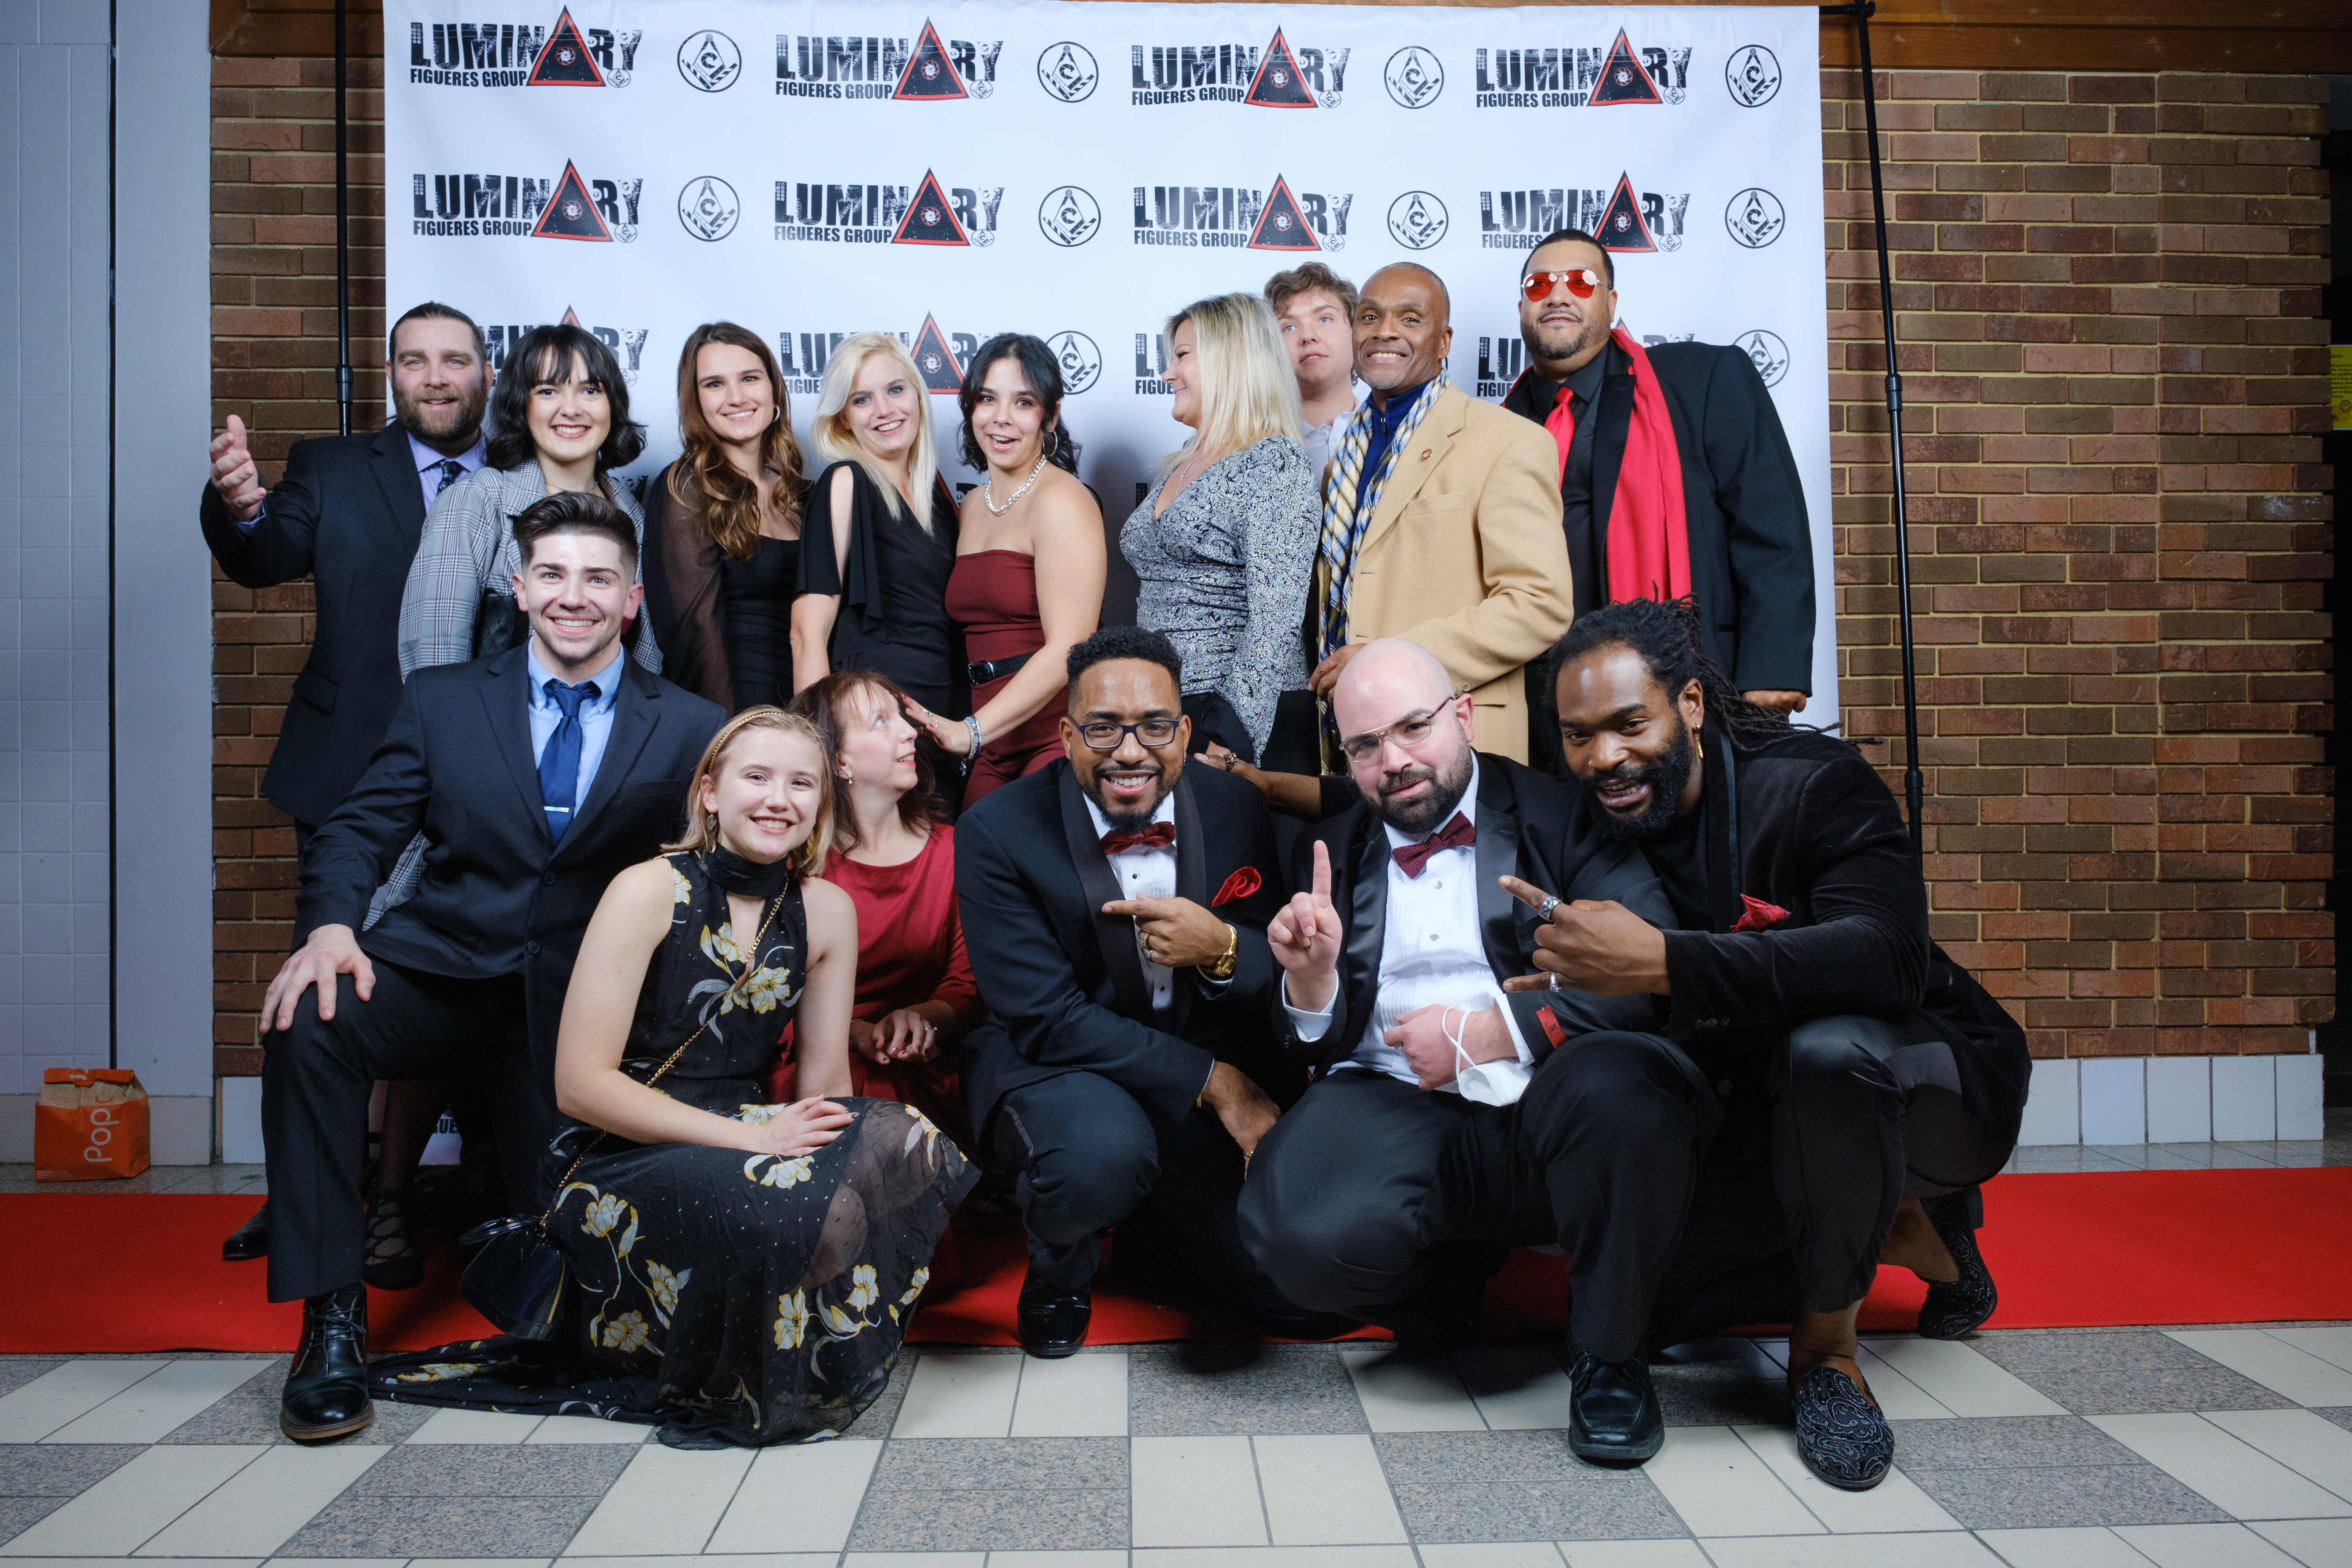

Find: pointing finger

[1311,838,1332,900]
[1499,874,1557,914]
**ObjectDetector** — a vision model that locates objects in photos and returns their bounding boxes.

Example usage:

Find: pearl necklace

[984,451,1049,516]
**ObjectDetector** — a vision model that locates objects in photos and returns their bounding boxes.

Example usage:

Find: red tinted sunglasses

[1523,268,1603,303]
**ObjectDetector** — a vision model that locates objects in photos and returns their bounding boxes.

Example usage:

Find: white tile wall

[2026,1052,2327,1146]
[0,0,113,1095]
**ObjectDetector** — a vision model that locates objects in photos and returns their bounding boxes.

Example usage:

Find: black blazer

[200,423,435,828]
[1663,727,2031,1147]
[1504,342,1814,694]
[296,646,728,1099]
[956,760,1293,1137]
[1277,753,1671,1075]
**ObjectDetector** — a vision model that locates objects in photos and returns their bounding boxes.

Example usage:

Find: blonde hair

[665,707,833,878]
[810,331,941,532]
[1163,292,1304,473]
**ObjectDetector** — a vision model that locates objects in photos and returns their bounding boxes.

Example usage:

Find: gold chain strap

[540,878,789,1217]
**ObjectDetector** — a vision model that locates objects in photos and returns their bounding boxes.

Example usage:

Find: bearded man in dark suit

[956,626,1323,1357]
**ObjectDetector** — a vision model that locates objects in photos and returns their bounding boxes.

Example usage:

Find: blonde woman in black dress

[373,709,975,1447]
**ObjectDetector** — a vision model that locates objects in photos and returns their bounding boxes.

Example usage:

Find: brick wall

[209,51,384,1075]
[1823,68,2335,1061]
[203,52,2334,1070]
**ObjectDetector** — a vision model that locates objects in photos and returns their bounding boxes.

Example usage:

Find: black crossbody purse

[458,893,782,1340]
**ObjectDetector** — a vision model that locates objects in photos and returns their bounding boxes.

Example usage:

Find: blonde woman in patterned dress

[371,708,975,1447]
[1123,292,1323,773]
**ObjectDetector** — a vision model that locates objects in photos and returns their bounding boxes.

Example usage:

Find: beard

[1087,758,1171,834]
[394,376,489,446]
[1575,718,1695,844]
[1523,306,1609,368]
[1373,744,1475,836]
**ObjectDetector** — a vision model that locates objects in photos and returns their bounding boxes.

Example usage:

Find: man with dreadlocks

[1509,596,2029,1492]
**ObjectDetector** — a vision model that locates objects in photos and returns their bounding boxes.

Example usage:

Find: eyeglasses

[1338,712,1441,765]
[1522,268,1603,303]
[1076,719,1181,751]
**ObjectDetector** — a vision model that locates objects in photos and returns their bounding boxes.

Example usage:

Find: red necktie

[1100,822,1176,856]
[1392,812,1476,878]
[1544,384,1577,481]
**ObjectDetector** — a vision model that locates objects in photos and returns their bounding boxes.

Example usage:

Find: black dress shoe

[1566,1344,1664,1465]
[280,1284,374,1442]
[222,1200,270,1262]
[1916,1190,1998,1340]
[1792,1364,1894,1490]
[1017,1289,1091,1358]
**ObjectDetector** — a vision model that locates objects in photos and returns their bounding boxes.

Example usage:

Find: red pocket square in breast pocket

[1213,866,1263,906]
[1732,894,1790,933]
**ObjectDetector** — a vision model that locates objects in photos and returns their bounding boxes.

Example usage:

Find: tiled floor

[2,1115,2349,1566]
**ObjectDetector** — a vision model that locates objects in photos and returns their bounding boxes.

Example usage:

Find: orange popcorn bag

[34,1068,151,1181]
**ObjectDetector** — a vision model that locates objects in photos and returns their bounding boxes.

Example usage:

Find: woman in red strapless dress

[902,335,1103,806]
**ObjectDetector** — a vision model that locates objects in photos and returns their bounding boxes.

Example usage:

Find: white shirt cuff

[1283,978,1335,1043]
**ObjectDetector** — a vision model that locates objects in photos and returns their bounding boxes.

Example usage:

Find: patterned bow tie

[1392,812,1475,878]
[1099,821,1176,856]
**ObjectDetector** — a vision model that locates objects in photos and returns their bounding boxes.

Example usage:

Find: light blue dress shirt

[525,637,625,831]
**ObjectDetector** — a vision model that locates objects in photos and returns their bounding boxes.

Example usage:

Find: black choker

[703,843,792,899]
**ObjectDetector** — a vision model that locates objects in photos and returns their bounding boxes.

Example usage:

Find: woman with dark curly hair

[642,322,811,710]
[899,334,1103,804]
[397,321,654,677]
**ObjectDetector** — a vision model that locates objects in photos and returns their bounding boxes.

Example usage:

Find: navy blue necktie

[432,458,465,497]
[537,679,597,846]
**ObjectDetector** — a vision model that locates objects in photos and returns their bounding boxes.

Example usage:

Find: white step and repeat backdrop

[386,1,1834,709]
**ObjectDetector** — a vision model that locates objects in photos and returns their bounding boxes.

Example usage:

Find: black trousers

[1652,1012,2015,1342]
[988,1069,1312,1329]
[1240,1031,1721,1364]
[261,960,550,1302]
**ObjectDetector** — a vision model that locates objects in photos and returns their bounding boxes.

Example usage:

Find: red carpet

[6,1167,2349,1354]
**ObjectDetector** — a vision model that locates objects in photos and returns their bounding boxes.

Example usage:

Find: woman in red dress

[779,671,985,1153]
[903,334,1102,805]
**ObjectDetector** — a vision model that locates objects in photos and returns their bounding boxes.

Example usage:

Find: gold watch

[1200,922,1240,981]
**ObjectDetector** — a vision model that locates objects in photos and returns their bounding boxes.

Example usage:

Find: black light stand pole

[1825,0,1925,848]
[334,0,354,436]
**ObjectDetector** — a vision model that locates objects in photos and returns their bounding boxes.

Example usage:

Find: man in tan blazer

[1310,263,1572,763]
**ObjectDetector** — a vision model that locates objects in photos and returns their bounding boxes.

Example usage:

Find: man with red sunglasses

[1501,229,1816,776]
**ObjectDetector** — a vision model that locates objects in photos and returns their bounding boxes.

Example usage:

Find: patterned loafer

[1792,1364,1893,1490]
[1916,1189,1998,1340]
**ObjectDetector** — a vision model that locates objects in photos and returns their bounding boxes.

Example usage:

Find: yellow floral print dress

[371,850,977,1447]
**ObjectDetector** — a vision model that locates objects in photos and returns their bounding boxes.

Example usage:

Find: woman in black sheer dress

[372,708,975,1446]
[643,323,810,711]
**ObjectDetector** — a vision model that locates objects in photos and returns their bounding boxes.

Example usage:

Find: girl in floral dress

[371,707,975,1447]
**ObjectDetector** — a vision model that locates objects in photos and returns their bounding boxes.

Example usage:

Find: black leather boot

[222,1199,270,1262]
[1566,1343,1664,1465]
[280,1284,373,1442]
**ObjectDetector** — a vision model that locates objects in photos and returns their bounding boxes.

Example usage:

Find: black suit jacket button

[526,941,541,956]
[544,872,557,885]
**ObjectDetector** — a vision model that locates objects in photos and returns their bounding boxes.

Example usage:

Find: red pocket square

[1213,866,1263,906]
[1731,894,1790,933]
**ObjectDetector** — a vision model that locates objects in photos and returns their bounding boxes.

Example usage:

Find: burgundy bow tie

[1392,812,1475,877]
[1100,821,1176,856]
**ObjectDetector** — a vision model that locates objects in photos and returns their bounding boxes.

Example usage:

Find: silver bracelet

[963,715,984,758]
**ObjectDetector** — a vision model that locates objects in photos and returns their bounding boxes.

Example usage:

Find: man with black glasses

[956,626,1324,1356]
[1501,228,1816,773]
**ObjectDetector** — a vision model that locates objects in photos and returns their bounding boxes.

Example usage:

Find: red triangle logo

[1593,173,1655,253]
[908,315,963,393]
[1245,29,1317,108]
[892,170,969,247]
[894,19,967,100]
[1588,30,1662,106]
[1246,176,1319,251]
[528,9,605,86]
[531,163,613,242]
[560,306,582,326]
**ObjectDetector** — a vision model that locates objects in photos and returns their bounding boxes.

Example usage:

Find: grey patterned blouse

[1122,434,1321,759]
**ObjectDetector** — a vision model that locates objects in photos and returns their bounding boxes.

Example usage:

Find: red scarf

[1543,326,1689,603]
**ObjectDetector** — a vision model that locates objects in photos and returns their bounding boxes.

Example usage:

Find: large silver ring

[1537,895,1563,921]
[1549,972,1563,991]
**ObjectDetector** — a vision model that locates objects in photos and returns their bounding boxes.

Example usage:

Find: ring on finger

[1536,894,1563,921]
